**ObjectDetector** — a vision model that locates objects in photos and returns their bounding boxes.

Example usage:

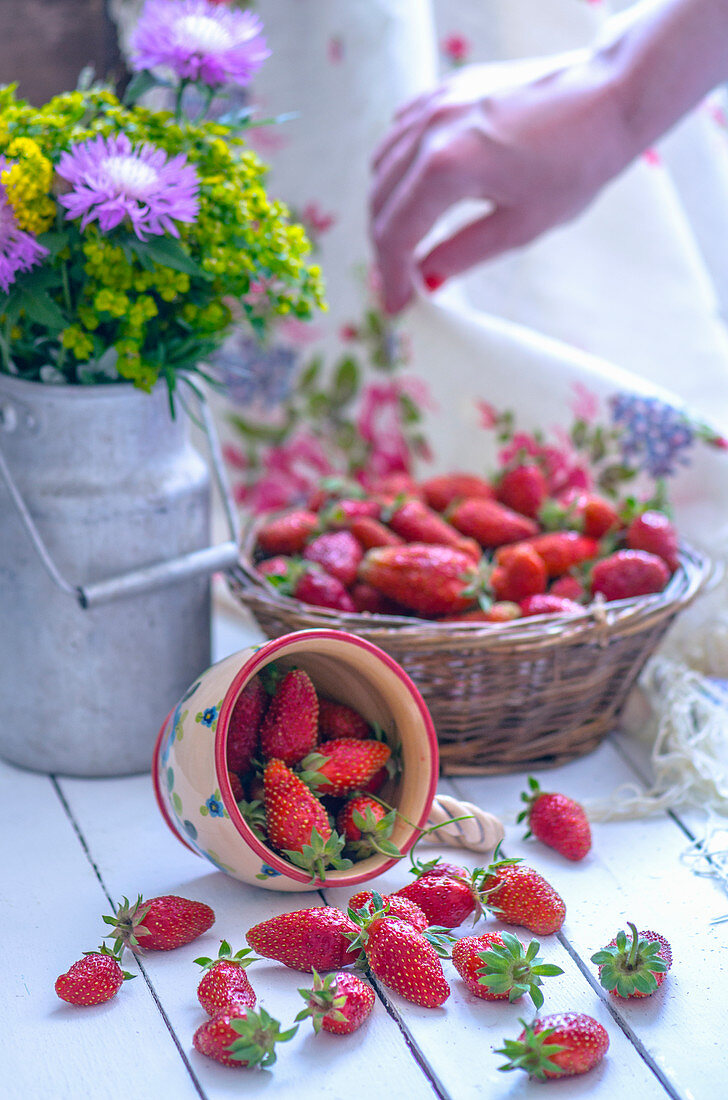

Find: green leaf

[19,290,65,330]
[123,68,172,106]
[127,235,203,277]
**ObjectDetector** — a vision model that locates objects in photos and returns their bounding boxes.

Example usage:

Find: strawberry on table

[395,872,477,930]
[496,462,549,519]
[226,675,267,774]
[192,1008,297,1068]
[446,497,539,548]
[358,543,480,617]
[420,472,495,513]
[296,969,375,1035]
[246,907,361,972]
[301,738,391,798]
[348,891,429,932]
[518,776,592,861]
[626,510,680,572]
[452,931,563,1007]
[262,758,350,880]
[496,1012,609,1079]
[591,922,672,997]
[303,530,363,588]
[481,852,566,935]
[195,940,258,1017]
[55,946,134,1006]
[259,668,318,766]
[590,549,670,601]
[103,894,215,953]
[349,908,451,1008]
[318,697,371,741]
[256,509,319,556]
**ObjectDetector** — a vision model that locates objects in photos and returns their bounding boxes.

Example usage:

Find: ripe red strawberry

[103,894,215,953]
[441,602,522,623]
[368,472,421,500]
[55,947,133,1006]
[447,497,539,548]
[590,549,670,601]
[318,697,371,741]
[302,738,391,798]
[518,776,591,861]
[336,796,401,859]
[591,922,672,998]
[481,856,566,935]
[296,969,375,1035]
[293,566,356,612]
[303,530,364,587]
[395,874,476,929]
[256,509,319,556]
[349,581,405,614]
[226,675,267,774]
[558,490,621,538]
[192,1009,297,1068]
[361,764,389,795]
[358,543,479,617]
[420,472,495,513]
[497,463,549,519]
[246,907,361,972]
[452,930,563,1007]
[626,510,680,572]
[490,544,547,603]
[349,515,404,550]
[262,758,334,872]
[319,497,382,528]
[357,915,451,1007]
[257,555,298,583]
[416,859,469,881]
[195,940,258,1017]
[259,668,318,766]
[550,574,584,601]
[228,771,245,802]
[348,891,429,932]
[498,532,599,577]
[519,594,583,617]
[496,1013,609,1079]
[387,498,479,558]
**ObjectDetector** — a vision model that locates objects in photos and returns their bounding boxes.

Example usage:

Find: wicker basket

[226,533,713,775]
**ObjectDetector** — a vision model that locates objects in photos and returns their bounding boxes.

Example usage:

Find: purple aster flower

[0,163,48,293]
[56,133,199,240]
[130,0,270,88]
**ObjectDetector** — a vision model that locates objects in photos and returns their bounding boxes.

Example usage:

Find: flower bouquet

[0,0,324,406]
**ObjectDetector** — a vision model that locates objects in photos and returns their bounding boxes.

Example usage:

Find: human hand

[369,56,631,315]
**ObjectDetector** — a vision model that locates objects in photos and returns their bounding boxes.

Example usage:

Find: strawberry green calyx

[225,1007,298,1068]
[496,1019,568,1079]
[591,923,670,997]
[237,798,267,841]
[283,827,353,884]
[516,775,543,838]
[345,892,454,963]
[477,932,563,1009]
[102,894,153,954]
[295,969,348,1034]
[194,940,258,972]
[345,803,401,860]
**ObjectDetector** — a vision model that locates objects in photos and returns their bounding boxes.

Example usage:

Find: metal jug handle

[0,387,240,609]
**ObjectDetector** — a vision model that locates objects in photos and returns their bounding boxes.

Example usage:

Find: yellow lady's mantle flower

[1,137,56,234]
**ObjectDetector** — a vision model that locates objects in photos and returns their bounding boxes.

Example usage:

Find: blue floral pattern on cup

[195,700,223,732]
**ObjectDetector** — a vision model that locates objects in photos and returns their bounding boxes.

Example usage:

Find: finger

[371,88,440,170]
[370,121,431,222]
[373,151,482,315]
[417,206,538,285]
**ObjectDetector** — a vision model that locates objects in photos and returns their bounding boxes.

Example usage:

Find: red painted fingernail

[423,272,445,292]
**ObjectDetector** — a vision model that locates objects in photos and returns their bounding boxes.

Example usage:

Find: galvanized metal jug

[0,374,238,777]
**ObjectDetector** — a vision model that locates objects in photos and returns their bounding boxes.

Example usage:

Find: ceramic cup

[152,628,440,891]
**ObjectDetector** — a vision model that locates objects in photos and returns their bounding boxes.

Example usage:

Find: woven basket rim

[228,522,714,652]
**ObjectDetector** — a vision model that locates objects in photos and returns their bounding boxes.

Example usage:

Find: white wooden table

[5,608,728,1100]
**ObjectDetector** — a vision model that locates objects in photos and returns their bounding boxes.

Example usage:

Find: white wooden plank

[0,760,204,1100]
[452,739,728,1100]
[58,770,441,1099]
